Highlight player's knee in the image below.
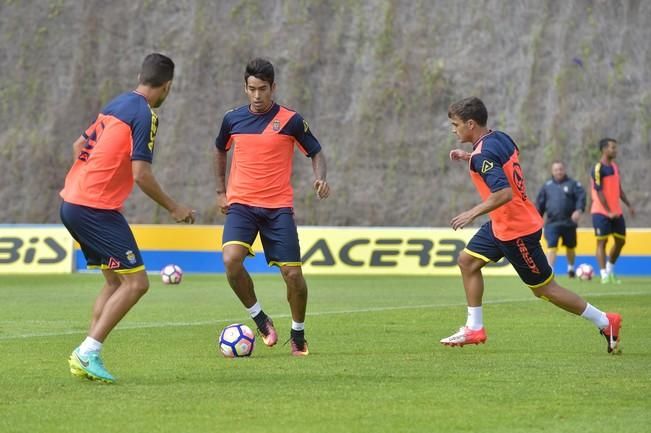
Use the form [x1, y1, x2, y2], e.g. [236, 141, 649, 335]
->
[124, 274, 149, 297]
[531, 280, 556, 300]
[223, 251, 245, 272]
[281, 266, 303, 283]
[531, 285, 547, 299]
[457, 253, 480, 273]
[107, 279, 121, 291]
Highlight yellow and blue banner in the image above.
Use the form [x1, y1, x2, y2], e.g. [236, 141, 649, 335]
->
[2, 224, 648, 275]
[71, 225, 651, 276]
[0, 225, 74, 274]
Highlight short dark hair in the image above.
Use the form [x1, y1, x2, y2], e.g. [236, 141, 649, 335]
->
[139, 53, 174, 87]
[245, 58, 274, 86]
[598, 137, 616, 152]
[448, 97, 488, 126]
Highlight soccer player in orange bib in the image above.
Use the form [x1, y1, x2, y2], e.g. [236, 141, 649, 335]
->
[440, 97, 622, 354]
[214, 58, 330, 356]
[590, 138, 636, 284]
[60, 53, 195, 383]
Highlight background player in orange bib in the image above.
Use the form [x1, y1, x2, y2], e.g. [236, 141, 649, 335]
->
[590, 138, 636, 284]
[214, 58, 330, 356]
[60, 53, 195, 383]
[440, 97, 622, 354]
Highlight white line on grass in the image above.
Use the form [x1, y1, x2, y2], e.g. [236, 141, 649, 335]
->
[0, 290, 645, 341]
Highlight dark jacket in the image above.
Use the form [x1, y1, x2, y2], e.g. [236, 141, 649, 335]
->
[535, 176, 586, 227]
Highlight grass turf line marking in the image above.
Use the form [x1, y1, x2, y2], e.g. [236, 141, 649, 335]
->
[0, 290, 645, 341]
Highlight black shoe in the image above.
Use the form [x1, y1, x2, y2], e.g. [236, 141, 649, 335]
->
[568, 270, 576, 278]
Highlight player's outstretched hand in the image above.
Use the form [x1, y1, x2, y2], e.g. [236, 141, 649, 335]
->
[171, 205, 196, 224]
[449, 149, 471, 161]
[450, 210, 475, 230]
[314, 179, 330, 200]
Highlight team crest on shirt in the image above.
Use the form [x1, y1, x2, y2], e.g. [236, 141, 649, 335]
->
[125, 250, 136, 265]
[272, 120, 281, 131]
[303, 119, 309, 133]
[481, 160, 494, 173]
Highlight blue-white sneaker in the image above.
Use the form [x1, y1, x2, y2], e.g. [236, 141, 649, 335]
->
[68, 348, 116, 384]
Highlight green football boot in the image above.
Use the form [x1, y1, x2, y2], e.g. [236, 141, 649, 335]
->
[608, 273, 622, 284]
[68, 348, 116, 384]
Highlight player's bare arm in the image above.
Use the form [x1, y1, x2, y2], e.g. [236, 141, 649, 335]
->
[132, 160, 195, 223]
[449, 149, 471, 161]
[451, 188, 512, 230]
[71, 135, 86, 161]
[619, 186, 635, 217]
[213, 148, 229, 214]
[311, 150, 330, 200]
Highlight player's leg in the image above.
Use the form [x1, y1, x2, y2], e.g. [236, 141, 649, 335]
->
[222, 244, 257, 307]
[259, 207, 307, 355]
[222, 204, 277, 346]
[60, 202, 115, 382]
[592, 214, 611, 282]
[531, 279, 621, 353]
[507, 229, 621, 354]
[70, 269, 148, 384]
[606, 217, 626, 283]
[564, 226, 578, 278]
[280, 265, 310, 356]
[61, 202, 147, 382]
[89, 270, 149, 343]
[440, 223, 498, 347]
[89, 270, 122, 331]
[543, 224, 560, 269]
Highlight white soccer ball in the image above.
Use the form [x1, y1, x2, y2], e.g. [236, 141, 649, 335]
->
[219, 323, 255, 358]
[160, 264, 183, 285]
[575, 263, 594, 281]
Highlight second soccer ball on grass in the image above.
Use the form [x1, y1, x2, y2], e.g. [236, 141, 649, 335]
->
[575, 263, 594, 281]
[160, 264, 183, 285]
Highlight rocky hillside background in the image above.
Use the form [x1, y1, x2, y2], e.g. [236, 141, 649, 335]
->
[1, 0, 649, 227]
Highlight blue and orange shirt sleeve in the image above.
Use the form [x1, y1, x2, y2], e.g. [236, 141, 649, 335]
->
[215, 111, 233, 151]
[470, 148, 509, 192]
[281, 113, 322, 157]
[591, 163, 606, 191]
[130, 107, 156, 163]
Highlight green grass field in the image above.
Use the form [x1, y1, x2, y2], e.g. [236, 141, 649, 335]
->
[1, 274, 649, 433]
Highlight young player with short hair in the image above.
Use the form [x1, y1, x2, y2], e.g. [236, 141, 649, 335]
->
[214, 58, 330, 356]
[60, 53, 195, 383]
[440, 97, 622, 354]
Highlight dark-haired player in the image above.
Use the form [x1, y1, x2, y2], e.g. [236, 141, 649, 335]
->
[440, 97, 622, 354]
[214, 58, 330, 356]
[590, 138, 635, 284]
[60, 53, 195, 383]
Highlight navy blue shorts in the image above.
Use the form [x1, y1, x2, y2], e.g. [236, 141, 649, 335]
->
[592, 213, 626, 240]
[222, 203, 301, 267]
[465, 222, 553, 288]
[60, 201, 145, 273]
[543, 224, 577, 249]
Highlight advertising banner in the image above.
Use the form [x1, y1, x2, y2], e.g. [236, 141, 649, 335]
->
[299, 227, 512, 275]
[0, 226, 74, 274]
[64, 225, 651, 276]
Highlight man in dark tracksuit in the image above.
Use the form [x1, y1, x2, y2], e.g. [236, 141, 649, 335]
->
[535, 161, 586, 278]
